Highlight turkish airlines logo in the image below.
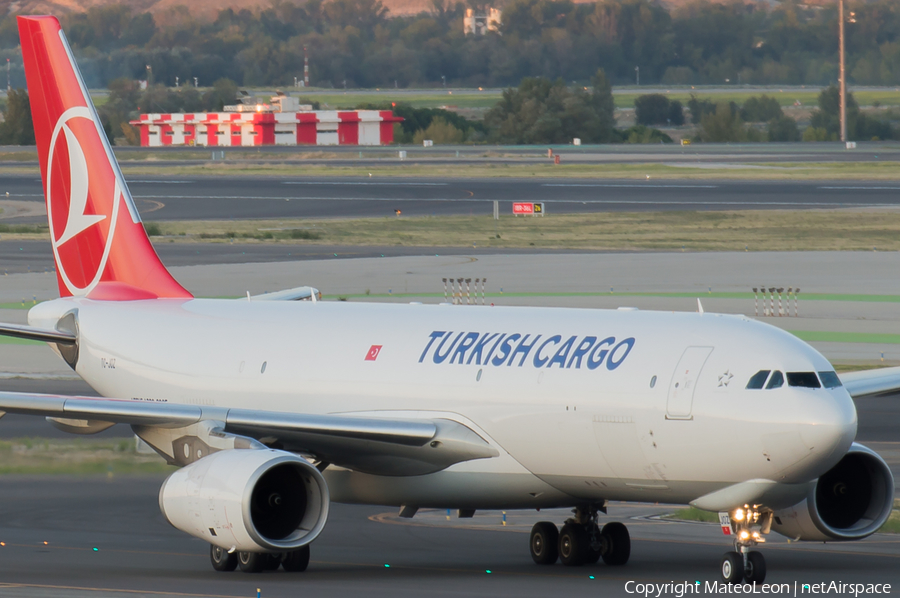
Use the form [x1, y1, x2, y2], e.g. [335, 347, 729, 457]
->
[46, 107, 121, 295]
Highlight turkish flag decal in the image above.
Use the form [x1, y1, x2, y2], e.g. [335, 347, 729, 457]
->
[365, 345, 383, 361]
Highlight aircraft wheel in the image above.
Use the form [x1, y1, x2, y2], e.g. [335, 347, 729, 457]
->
[238, 551, 265, 573]
[721, 551, 743, 584]
[558, 523, 589, 566]
[282, 546, 311, 572]
[583, 524, 602, 564]
[745, 551, 766, 584]
[264, 553, 282, 570]
[529, 522, 559, 565]
[600, 522, 630, 566]
[210, 545, 237, 572]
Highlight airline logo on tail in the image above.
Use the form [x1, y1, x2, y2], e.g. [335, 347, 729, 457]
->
[19, 16, 191, 300]
[47, 106, 119, 294]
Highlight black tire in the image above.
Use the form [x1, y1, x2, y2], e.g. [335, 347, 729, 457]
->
[264, 553, 282, 571]
[238, 551, 265, 573]
[282, 546, 311, 572]
[600, 522, 630, 566]
[745, 551, 766, 584]
[584, 525, 602, 564]
[530, 522, 559, 565]
[721, 551, 743, 584]
[558, 523, 590, 567]
[210, 545, 237, 572]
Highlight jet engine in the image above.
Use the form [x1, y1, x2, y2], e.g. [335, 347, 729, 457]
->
[159, 449, 329, 552]
[772, 443, 894, 541]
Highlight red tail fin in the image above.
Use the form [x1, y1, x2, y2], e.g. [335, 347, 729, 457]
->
[18, 16, 191, 300]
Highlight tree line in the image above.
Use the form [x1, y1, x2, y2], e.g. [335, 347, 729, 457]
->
[0, 0, 898, 89]
[5, 70, 891, 145]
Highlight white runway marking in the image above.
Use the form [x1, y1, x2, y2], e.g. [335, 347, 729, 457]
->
[283, 181, 448, 186]
[819, 186, 900, 191]
[542, 183, 719, 189]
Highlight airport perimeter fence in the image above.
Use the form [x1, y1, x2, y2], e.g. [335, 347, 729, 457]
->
[753, 287, 800, 317]
[443, 278, 487, 305]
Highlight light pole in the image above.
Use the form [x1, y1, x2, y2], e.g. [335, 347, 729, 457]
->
[839, 0, 846, 142]
[193, 77, 198, 87]
[635, 66, 639, 86]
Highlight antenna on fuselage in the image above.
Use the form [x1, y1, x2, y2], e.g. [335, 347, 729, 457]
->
[697, 298, 704, 314]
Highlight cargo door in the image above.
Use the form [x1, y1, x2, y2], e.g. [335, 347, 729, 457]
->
[666, 346, 713, 420]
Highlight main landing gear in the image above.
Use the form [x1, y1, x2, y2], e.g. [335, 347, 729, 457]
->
[529, 506, 630, 567]
[210, 544, 310, 573]
[721, 504, 771, 585]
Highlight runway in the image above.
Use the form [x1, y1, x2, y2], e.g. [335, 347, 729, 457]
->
[4, 175, 900, 224]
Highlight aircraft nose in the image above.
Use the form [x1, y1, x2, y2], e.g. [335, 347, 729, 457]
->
[799, 390, 857, 460]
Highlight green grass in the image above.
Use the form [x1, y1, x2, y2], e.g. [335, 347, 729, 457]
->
[0, 437, 173, 475]
[879, 510, 900, 533]
[0, 336, 42, 345]
[282, 90, 501, 109]
[614, 89, 900, 109]
[105, 161, 900, 181]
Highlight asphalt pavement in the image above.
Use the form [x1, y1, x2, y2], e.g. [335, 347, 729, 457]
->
[4, 175, 900, 225]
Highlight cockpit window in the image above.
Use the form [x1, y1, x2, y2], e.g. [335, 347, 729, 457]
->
[766, 370, 784, 389]
[787, 372, 821, 388]
[819, 371, 842, 389]
[746, 370, 770, 389]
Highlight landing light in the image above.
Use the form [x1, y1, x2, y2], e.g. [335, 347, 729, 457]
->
[739, 531, 750, 540]
[734, 508, 745, 521]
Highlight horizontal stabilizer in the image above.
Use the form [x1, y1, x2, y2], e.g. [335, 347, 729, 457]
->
[249, 286, 321, 302]
[0, 322, 76, 345]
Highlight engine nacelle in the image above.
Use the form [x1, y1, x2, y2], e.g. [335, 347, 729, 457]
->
[772, 443, 894, 541]
[159, 449, 329, 553]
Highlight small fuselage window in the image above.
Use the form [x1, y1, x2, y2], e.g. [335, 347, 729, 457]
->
[818, 371, 842, 389]
[746, 370, 770, 389]
[787, 372, 821, 388]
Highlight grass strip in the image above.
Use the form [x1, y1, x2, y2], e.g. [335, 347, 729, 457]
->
[131, 211, 900, 252]
[0, 437, 173, 475]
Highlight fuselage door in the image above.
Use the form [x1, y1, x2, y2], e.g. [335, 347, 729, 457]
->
[666, 346, 713, 420]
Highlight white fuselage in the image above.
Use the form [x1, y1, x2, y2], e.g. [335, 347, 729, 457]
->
[29, 298, 857, 510]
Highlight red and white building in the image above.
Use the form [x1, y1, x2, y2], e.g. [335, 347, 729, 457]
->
[131, 108, 402, 148]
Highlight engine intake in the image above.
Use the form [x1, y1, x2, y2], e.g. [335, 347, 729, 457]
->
[772, 443, 894, 541]
[160, 449, 329, 552]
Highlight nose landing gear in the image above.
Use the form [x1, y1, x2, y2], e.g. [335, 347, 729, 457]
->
[720, 504, 771, 584]
[529, 505, 630, 567]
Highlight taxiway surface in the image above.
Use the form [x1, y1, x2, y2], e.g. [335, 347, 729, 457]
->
[0, 476, 898, 598]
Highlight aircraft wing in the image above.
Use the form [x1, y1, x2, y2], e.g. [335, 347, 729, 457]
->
[0, 391, 498, 476]
[839, 366, 900, 398]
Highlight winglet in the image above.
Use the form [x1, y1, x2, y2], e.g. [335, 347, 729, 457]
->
[18, 16, 191, 300]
